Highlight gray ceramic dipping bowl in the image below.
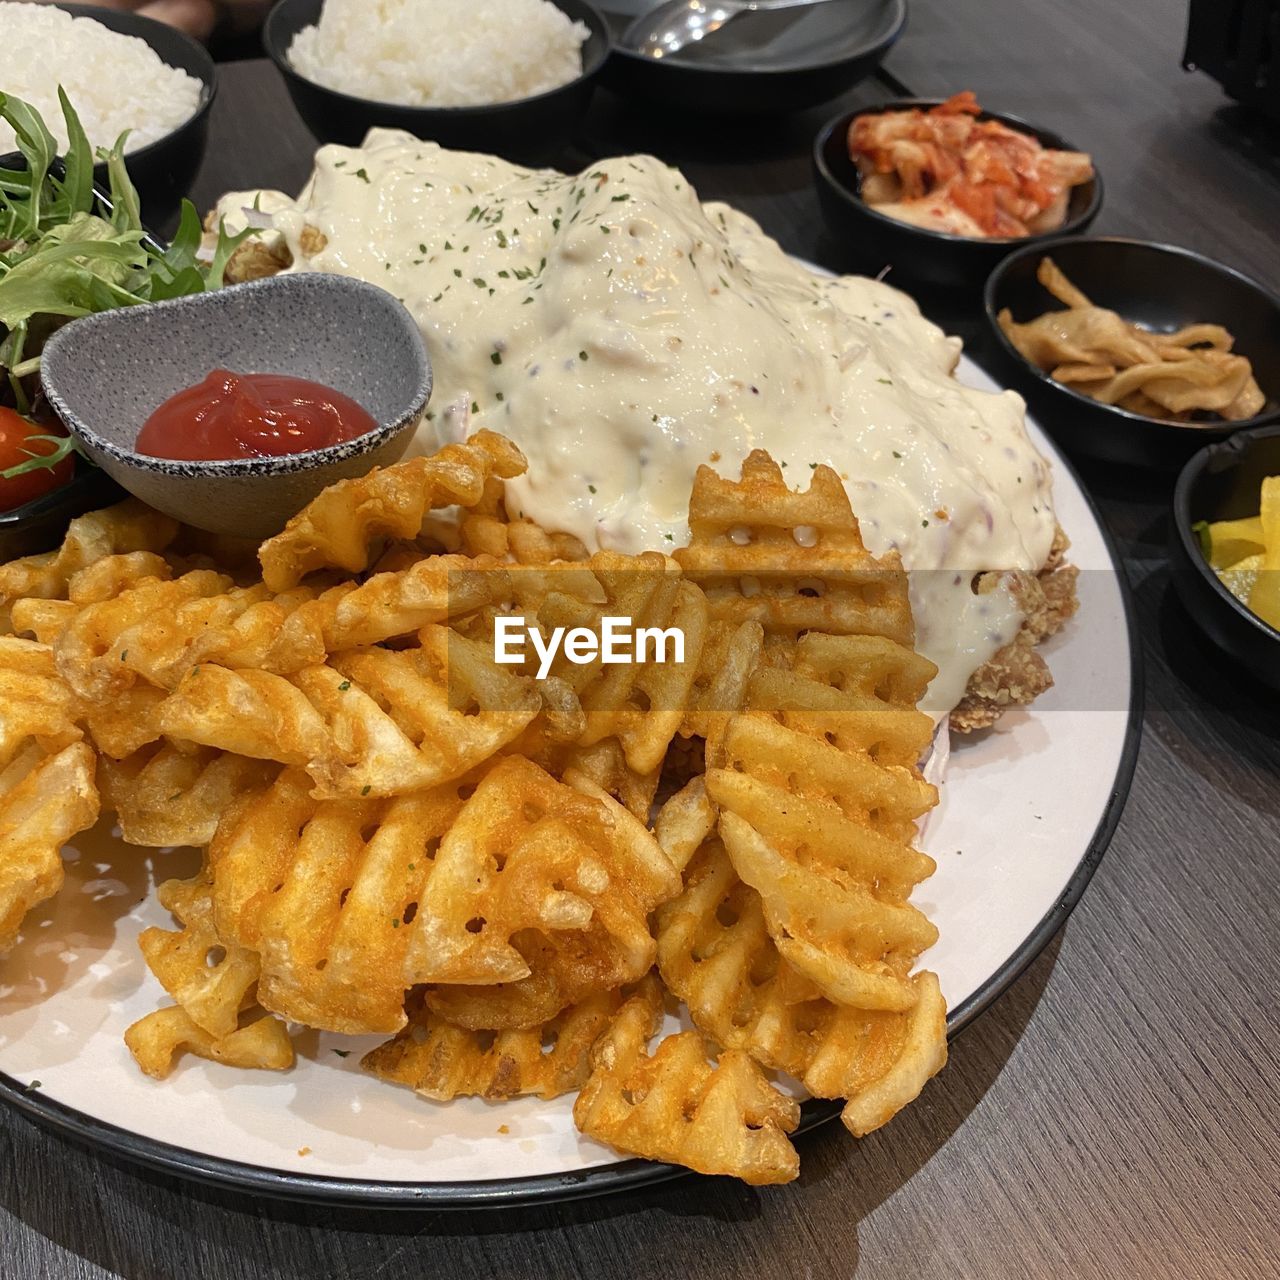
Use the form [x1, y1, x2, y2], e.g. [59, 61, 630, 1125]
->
[41, 273, 432, 539]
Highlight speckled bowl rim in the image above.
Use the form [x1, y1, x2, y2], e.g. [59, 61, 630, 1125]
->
[263, 0, 612, 119]
[41, 274, 433, 478]
[53, 3, 217, 157]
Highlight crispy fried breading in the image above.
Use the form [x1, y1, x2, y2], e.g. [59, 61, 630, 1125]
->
[952, 526, 1079, 733]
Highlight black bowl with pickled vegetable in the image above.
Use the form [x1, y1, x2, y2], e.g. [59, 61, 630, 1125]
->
[1170, 424, 1280, 693]
[813, 100, 1103, 291]
[52, 4, 216, 222]
[985, 237, 1280, 469]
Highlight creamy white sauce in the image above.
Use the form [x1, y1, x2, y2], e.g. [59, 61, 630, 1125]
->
[219, 131, 1058, 718]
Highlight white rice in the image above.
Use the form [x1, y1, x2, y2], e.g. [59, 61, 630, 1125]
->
[288, 0, 590, 107]
[0, 3, 201, 156]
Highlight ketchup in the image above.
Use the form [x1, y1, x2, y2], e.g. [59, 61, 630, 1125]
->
[134, 369, 378, 461]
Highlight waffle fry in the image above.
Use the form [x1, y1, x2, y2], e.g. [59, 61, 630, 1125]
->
[415, 761, 674, 1029]
[363, 986, 623, 1102]
[746, 633, 937, 769]
[258, 430, 527, 591]
[82, 685, 168, 760]
[0, 741, 99, 952]
[406, 757, 679, 989]
[8, 598, 80, 645]
[0, 431, 968, 1184]
[577, 568, 709, 776]
[711, 711, 938, 1011]
[55, 569, 235, 701]
[207, 767, 469, 1033]
[114, 583, 321, 690]
[90, 556, 512, 693]
[653, 777, 717, 875]
[681, 620, 764, 765]
[0, 499, 178, 631]
[839, 970, 947, 1137]
[457, 484, 590, 565]
[99, 744, 277, 848]
[124, 1006, 294, 1079]
[138, 876, 262, 1039]
[573, 975, 801, 1185]
[559, 738, 661, 823]
[8, 552, 174, 646]
[157, 627, 540, 798]
[656, 839, 946, 1132]
[675, 451, 914, 646]
[0, 637, 83, 763]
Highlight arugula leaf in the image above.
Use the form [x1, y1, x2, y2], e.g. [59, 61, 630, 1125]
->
[0, 92, 57, 237]
[56, 88, 94, 218]
[104, 132, 141, 234]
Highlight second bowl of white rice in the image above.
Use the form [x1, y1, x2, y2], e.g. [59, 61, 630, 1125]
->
[264, 0, 610, 162]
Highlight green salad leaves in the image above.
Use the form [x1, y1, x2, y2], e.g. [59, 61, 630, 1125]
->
[0, 90, 249, 436]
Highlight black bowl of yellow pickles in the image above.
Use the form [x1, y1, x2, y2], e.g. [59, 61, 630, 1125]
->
[1172, 425, 1280, 692]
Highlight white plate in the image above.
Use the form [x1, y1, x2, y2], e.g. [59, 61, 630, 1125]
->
[0, 356, 1140, 1207]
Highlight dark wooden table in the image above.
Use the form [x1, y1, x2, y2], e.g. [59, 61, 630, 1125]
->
[5, 2, 1280, 1276]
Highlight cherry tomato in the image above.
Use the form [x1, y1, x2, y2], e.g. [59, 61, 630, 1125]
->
[0, 406, 75, 513]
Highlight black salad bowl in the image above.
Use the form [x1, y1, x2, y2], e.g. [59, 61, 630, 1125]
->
[0, 463, 125, 562]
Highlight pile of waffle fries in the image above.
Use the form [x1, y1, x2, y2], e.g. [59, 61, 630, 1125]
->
[0, 431, 946, 1185]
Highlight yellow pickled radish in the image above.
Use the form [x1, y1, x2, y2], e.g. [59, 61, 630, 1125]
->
[1248, 478, 1280, 629]
[1200, 515, 1265, 570]
[1217, 553, 1264, 606]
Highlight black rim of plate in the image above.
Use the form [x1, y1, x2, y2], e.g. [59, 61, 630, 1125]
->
[0, 436, 1144, 1212]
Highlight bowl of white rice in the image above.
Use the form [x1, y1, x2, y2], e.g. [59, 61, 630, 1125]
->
[264, 0, 610, 163]
[0, 3, 215, 219]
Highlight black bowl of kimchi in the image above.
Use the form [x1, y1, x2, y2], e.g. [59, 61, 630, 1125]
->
[813, 98, 1103, 291]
